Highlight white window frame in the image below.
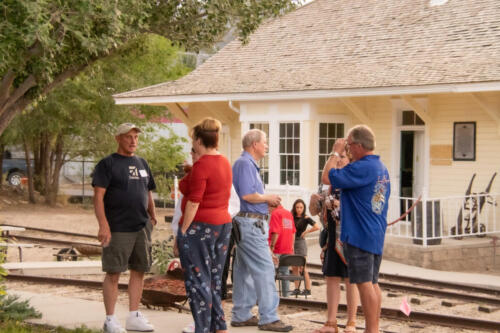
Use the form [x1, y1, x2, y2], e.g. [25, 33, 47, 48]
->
[249, 122, 270, 185]
[241, 103, 349, 190]
[317, 122, 346, 184]
[278, 122, 301, 186]
[314, 114, 349, 186]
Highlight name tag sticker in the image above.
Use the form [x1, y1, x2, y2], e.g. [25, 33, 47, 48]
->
[139, 169, 148, 177]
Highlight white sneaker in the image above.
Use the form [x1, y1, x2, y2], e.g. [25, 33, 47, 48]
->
[125, 311, 154, 332]
[103, 318, 126, 333]
[182, 322, 195, 333]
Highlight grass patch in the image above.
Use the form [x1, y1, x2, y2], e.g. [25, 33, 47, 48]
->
[0, 295, 41, 322]
[0, 321, 101, 332]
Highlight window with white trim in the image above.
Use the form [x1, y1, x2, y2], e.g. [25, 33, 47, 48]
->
[249, 123, 269, 185]
[318, 123, 344, 184]
[401, 110, 424, 126]
[279, 123, 300, 185]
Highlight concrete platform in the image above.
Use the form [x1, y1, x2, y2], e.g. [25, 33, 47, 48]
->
[3, 260, 102, 275]
[305, 230, 500, 272]
[10, 290, 260, 333]
[383, 235, 500, 271]
[307, 241, 500, 289]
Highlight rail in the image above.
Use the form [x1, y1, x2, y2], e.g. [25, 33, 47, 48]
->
[387, 193, 500, 245]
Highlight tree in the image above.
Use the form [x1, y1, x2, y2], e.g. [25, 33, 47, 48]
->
[13, 34, 191, 205]
[137, 131, 187, 202]
[0, 0, 298, 136]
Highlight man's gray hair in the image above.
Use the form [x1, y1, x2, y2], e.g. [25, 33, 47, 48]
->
[242, 129, 266, 149]
[348, 125, 376, 151]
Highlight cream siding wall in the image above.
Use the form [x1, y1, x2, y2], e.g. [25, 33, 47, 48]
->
[365, 97, 394, 175]
[190, 92, 500, 202]
[176, 102, 240, 161]
[429, 93, 500, 198]
[235, 99, 395, 194]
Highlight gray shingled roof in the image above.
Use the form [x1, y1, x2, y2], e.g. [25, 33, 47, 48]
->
[114, 0, 500, 99]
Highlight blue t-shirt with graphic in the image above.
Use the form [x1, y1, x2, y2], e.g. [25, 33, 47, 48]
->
[329, 155, 390, 255]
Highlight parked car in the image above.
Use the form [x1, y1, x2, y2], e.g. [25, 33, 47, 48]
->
[2, 158, 29, 186]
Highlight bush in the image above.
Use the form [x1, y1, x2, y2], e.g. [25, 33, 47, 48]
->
[0, 294, 41, 321]
[151, 238, 175, 274]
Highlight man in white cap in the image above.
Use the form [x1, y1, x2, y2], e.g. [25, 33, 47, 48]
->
[92, 123, 157, 333]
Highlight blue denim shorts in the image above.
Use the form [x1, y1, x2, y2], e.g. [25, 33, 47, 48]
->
[344, 243, 382, 284]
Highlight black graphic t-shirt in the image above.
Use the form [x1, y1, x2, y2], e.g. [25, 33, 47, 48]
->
[92, 153, 156, 232]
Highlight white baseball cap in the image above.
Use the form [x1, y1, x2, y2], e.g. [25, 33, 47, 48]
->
[115, 123, 142, 136]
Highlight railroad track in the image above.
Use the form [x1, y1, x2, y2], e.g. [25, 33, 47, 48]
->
[279, 297, 500, 331]
[3, 224, 99, 247]
[307, 263, 500, 306]
[6, 274, 500, 331]
[1, 224, 95, 239]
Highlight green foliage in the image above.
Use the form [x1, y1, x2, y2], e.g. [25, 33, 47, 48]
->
[0, 321, 101, 333]
[7, 34, 190, 204]
[20, 34, 192, 161]
[137, 129, 187, 201]
[0, 295, 41, 321]
[0, 0, 298, 136]
[151, 239, 175, 275]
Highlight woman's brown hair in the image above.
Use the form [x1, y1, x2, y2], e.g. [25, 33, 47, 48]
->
[291, 199, 307, 218]
[190, 117, 221, 148]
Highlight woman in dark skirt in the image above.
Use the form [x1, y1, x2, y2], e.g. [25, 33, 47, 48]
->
[311, 153, 359, 333]
[290, 199, 319, 296]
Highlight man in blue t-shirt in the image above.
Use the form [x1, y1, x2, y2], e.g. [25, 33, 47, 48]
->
[321, 125, 390, 333]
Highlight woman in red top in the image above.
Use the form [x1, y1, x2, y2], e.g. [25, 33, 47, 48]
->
[177, 117, 232, 333]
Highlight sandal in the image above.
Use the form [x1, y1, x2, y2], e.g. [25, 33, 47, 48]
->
[313, 320, 338, 333]
[343, 320, 356, 333]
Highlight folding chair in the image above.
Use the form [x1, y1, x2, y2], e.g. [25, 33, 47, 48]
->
[275, 254, 307, 298]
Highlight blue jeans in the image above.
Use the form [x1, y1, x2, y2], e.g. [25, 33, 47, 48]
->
[276, 254, 290, 297]
[231, 216, 280, 325]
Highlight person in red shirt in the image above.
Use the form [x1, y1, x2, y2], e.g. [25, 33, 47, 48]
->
[268, 204, 296, 297]
[177, 117, 232, 333]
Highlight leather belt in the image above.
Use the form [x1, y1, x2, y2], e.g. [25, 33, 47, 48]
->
[236, 212, 269, 220]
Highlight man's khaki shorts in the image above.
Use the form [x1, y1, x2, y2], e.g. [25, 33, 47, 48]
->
[102, 221, 153, 273]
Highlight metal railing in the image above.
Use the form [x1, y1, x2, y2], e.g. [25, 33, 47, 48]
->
[387, 193, 500, 246]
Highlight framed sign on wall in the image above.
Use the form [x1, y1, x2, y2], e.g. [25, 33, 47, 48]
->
[453, 122, 476, 161]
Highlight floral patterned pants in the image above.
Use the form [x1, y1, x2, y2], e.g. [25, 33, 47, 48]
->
[178, 222, 232, 333]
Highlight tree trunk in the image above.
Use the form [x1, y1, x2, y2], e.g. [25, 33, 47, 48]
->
[45, 134, 65, 206]
[0, 143, 4, 186]
[22, 137, 36, 204]
[41, 134, 50, 195]
[33, 136, 43, 192]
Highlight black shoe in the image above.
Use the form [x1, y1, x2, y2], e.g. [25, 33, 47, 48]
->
[290, 288, 301, 296]
[301, 289, 311, 296]
[258, 320, 293, 332]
